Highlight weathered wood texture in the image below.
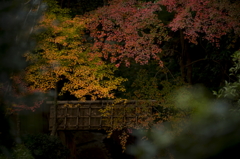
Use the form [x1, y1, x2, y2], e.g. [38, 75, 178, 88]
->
[47, 100, 155, 130]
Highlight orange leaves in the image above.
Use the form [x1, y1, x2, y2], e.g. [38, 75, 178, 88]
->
[54, 36, 67, 46]
[25, 2, 126, 100]
[59, 63, 126, 100]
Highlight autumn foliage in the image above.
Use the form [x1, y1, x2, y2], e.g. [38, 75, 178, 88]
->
[160, 0, 240, 44]
[7, 0, 240, 155]
[24, 0, 240, 101]
[84, 0, 169, 66]
[25, 0, 126, 100]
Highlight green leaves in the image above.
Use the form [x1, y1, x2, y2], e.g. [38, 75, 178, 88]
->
[229, 50, 240, 75]
[23, 134, 69, 159]
[213, 51, 240, 112]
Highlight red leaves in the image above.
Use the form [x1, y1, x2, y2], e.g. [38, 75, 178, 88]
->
[160, 0, 240, 45]
[84, 0, 169, 66]
[0, 75, 44, 112]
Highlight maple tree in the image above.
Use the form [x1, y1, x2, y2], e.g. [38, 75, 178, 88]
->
[155, 0, 240, 84]
[24, 0, 127, 137]
[78, 0, 240, 152]
[81, 0, 240, 85]
[83, 0, 169, 67]
[76, 0, 172, 150]
[160, 0, 240, 45]
[25, 0, 126, 101]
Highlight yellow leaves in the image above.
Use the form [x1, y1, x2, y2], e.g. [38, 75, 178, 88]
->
[24, 2, 126, 101]
[63, 71, 121, 99]
[54, 36, 66, 45]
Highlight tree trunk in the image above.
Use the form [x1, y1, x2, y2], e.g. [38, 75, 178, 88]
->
[50, 83, 58, 136]
[61, 0, 64, 8]
[103, 0, 108, 6]
[179, 30, 186, 81]
[16, 112, 20, 137]
[186, 50, 192, 84]
[67, 0, 70, 8]
[179, 30, 192, 84]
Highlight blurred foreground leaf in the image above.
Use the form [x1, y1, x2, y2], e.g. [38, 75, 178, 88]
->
[128, 85, 240, 159]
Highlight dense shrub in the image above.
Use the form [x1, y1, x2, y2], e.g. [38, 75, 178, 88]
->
[23, 134, 69, 159]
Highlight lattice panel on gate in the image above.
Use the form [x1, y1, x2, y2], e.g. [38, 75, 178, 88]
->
[48, 100, 155, 130]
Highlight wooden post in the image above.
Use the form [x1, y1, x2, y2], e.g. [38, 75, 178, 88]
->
[16, 112, 20, 137]
[50, 83, 58, 136]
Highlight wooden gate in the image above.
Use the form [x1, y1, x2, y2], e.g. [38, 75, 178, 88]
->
[47, 100, 155, 130]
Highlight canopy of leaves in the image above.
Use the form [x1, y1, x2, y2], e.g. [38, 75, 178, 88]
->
[83, 0, 169, 66]
[160, 0, 240, 45]
[25, 0, 126, 100]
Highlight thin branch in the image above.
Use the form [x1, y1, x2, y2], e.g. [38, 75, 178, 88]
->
[164, 66, 176, 80]
[24, 0, 31, 5]
[185, 58, 207, 67]
[154, 64, 175, 80]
